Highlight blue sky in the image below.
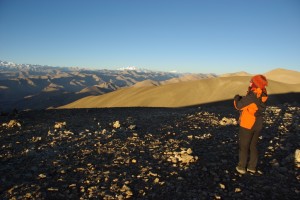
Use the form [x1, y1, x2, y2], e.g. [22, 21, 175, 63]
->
[0, 0, 299, 74]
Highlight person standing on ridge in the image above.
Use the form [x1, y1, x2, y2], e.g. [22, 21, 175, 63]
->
[234, 75, 268, 174]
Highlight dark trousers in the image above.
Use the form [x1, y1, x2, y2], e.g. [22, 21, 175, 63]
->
[238, 121, 262, 170]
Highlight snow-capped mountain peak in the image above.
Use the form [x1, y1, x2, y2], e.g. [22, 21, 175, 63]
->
[117, 66, 139, 71]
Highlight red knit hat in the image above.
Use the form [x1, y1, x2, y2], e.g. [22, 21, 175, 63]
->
[251, 75, 268, 89]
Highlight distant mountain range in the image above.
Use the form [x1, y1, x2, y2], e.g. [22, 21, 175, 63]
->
[0, 60, 216, 111]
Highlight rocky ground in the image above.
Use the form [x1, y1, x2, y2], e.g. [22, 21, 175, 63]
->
[0, 103, 299, 200]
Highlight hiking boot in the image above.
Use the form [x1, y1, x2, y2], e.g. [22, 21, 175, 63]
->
[247, 168, 256, 173]
[247, 168, 263, 175]
[236, 166, 246, 174]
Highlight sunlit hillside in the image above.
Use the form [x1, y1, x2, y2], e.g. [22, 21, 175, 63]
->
[60, 76, 300, 109]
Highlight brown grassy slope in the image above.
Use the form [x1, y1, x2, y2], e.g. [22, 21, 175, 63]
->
[59, 76, 300, 109]
[219, 71, 252, 77]
[220, 68, 300, 84]
[161, 74, 216, 84]
[132, 79, 161, 87]
[263, 68, 300, 84]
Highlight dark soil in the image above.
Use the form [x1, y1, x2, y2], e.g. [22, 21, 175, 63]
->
[0, 104, 299, 199]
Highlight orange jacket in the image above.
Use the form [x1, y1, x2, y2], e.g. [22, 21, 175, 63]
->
[234, 88, 268, 130]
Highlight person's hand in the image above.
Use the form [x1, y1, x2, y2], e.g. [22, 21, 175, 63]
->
[234, 94, 242, 101]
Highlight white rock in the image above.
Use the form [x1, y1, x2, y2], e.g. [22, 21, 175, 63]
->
[113, 121, 121, 128]
[54, 121, 66, 129]
[295, 149, 300, 168]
